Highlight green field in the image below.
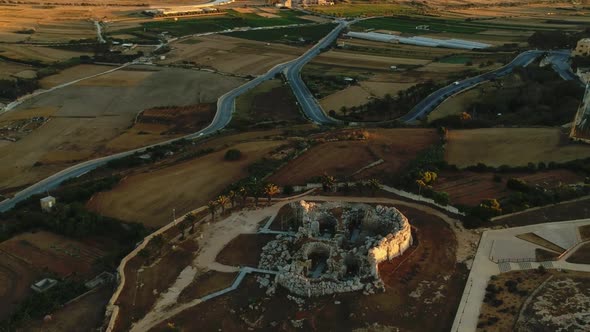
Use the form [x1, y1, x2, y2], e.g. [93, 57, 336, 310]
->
[439, 55, 473, 64]
[227, 23, 337, 45]
[354, 16, 560, 34]
[117, 10, 313, 41]
[309, 4, 417, 18]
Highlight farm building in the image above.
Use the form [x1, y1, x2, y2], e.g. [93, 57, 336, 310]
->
[40, 195, 56, 212]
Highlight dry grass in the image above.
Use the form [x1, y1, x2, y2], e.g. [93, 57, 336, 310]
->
[445, 128, 590, 167]
[269, 128, 438, 185]
[39, 64, 118, 89]
[87, 140, 285, 227]
[580, 225, 590, 241]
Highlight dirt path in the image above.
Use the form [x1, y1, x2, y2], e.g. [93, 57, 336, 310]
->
[128, 194, 475, 332]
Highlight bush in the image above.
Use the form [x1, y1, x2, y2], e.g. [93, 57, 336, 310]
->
[283, 185, 294, 195]
[224, 149, 242, 161]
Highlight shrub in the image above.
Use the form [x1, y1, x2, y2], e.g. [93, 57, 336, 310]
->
[283, 185, 294, 195]
[224, 149, 242, 161]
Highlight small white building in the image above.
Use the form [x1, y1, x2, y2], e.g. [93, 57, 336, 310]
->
[40, 196, 56, 212]
[574, 38, 590, 57]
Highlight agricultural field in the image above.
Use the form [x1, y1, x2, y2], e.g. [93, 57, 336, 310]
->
[0, 44, 92, 65]
[87, 140, 286, 227]
[38, 64, 117, 89]
[566, 243, 590, 264]
[269, 128, 438, 185]
[494, 196, 590, 227]
[114, 9, 315, 41]
[227, 23, 337, 45]
[0, 230, 108, 320]
[445, 128, 590, 168]
[231, 79, 305, 129]
[0, 66, 243, 195]
[308, 4, 417, 18]
[161, 34, 304, 75]
[433, 169, 585, 206]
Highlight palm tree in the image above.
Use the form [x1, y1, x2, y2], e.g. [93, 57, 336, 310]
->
[238, 187, 248, 206]
[250, 184, 263, 207]
[321, 173, 335, 192]
[228, 190, 237, 208]
[207, 200, 217, 220]
[355, 181, 364, 194]
[368, 178, 381, 196]
[185, 212, 197, 234]
[217, 195, 229, 214]
[264, 183, 280, 205]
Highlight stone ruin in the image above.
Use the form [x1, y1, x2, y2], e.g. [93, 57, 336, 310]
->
[258, 201, 412, 297]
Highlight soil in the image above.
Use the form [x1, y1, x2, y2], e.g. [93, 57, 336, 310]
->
[445, 128, 590, 168]
[216, 234, 275, 267]
[87, 140, 285, 227]
[566, 243, 590, 264]
[19, 286, 113, 332]
[177, 271, 238, 303]
[494, 196, 590, 227]
[0, 251, 37, 320]
[114, 239, 198, 332]
[269, 128, 439, 185]
[434, 169, 585, 206]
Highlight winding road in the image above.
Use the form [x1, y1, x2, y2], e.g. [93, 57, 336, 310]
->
[0, 20, 581, 212]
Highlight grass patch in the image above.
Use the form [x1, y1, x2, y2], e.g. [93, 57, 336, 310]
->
[309, 4, 418, 18]
[516, 232, 565, 254]
[227, 23, 337, 45]
[120, 9, 313, 39]
[439, 55, 472, 64]
[231, 78, 305, 129]
[354, 16, 561, 35]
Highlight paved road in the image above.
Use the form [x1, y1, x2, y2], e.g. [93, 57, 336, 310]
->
[283, 21, 347, 125]
[0, 22, 347, 212]
[400, 50, 581, 123]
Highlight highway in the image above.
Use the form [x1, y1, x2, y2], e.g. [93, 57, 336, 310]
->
[399, 50, 581, 122]
[0, 21, 347, 212]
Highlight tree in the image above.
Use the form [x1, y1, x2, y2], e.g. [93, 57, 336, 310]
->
[249, 183, 263, 207]
[217, 195, 229, 214]
[321, 173, 336, 192]
[224, 149, 242, 161]
[207, 201, 217, 220]
[367, 178, 381, 196]
[228, 190, 237, 208]
[355, 181, 364, 194]
[416, 179, 426, 195]
[238, 187, 248, 206]
[264, 183, 280, 204]
[283, 185, 294, 195]
[185, 212, 197, 234]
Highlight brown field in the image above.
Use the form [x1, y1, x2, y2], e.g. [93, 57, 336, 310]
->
[314, 49, 430, 71]
[0, 230, 108, 320]
[428, 86, 483, 122]
[494, 196, 590, 227]
[0, 44, 91, 64]
[114, 238, 198, 332]
[0, 66, 243, 194]
[434, 169, 585, 206]
[0, 231, 106, 278]
[320, 85, 372, 112]
[87, 140, 285, 227]
[19, 286, 112, 332]
[269, 128, 438, 185]
[153, 204, 465, 331]
[162, 34, 304, 75]
[445, 128, 590, 168]
[0, 250, 37, 320]
[39, 64, 118, 89]
[0, 61, 35, 80]
[216, 234, 275, 267]
[177, 271, 237, 303]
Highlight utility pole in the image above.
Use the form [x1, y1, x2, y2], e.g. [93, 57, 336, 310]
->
[173, 208, 176, 225]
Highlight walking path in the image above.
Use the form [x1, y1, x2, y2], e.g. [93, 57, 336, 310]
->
[451, 218, 590, 332]
[125, 194, 474, 332]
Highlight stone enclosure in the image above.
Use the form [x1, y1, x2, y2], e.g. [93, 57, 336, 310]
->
[259, 201, 413, 297]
